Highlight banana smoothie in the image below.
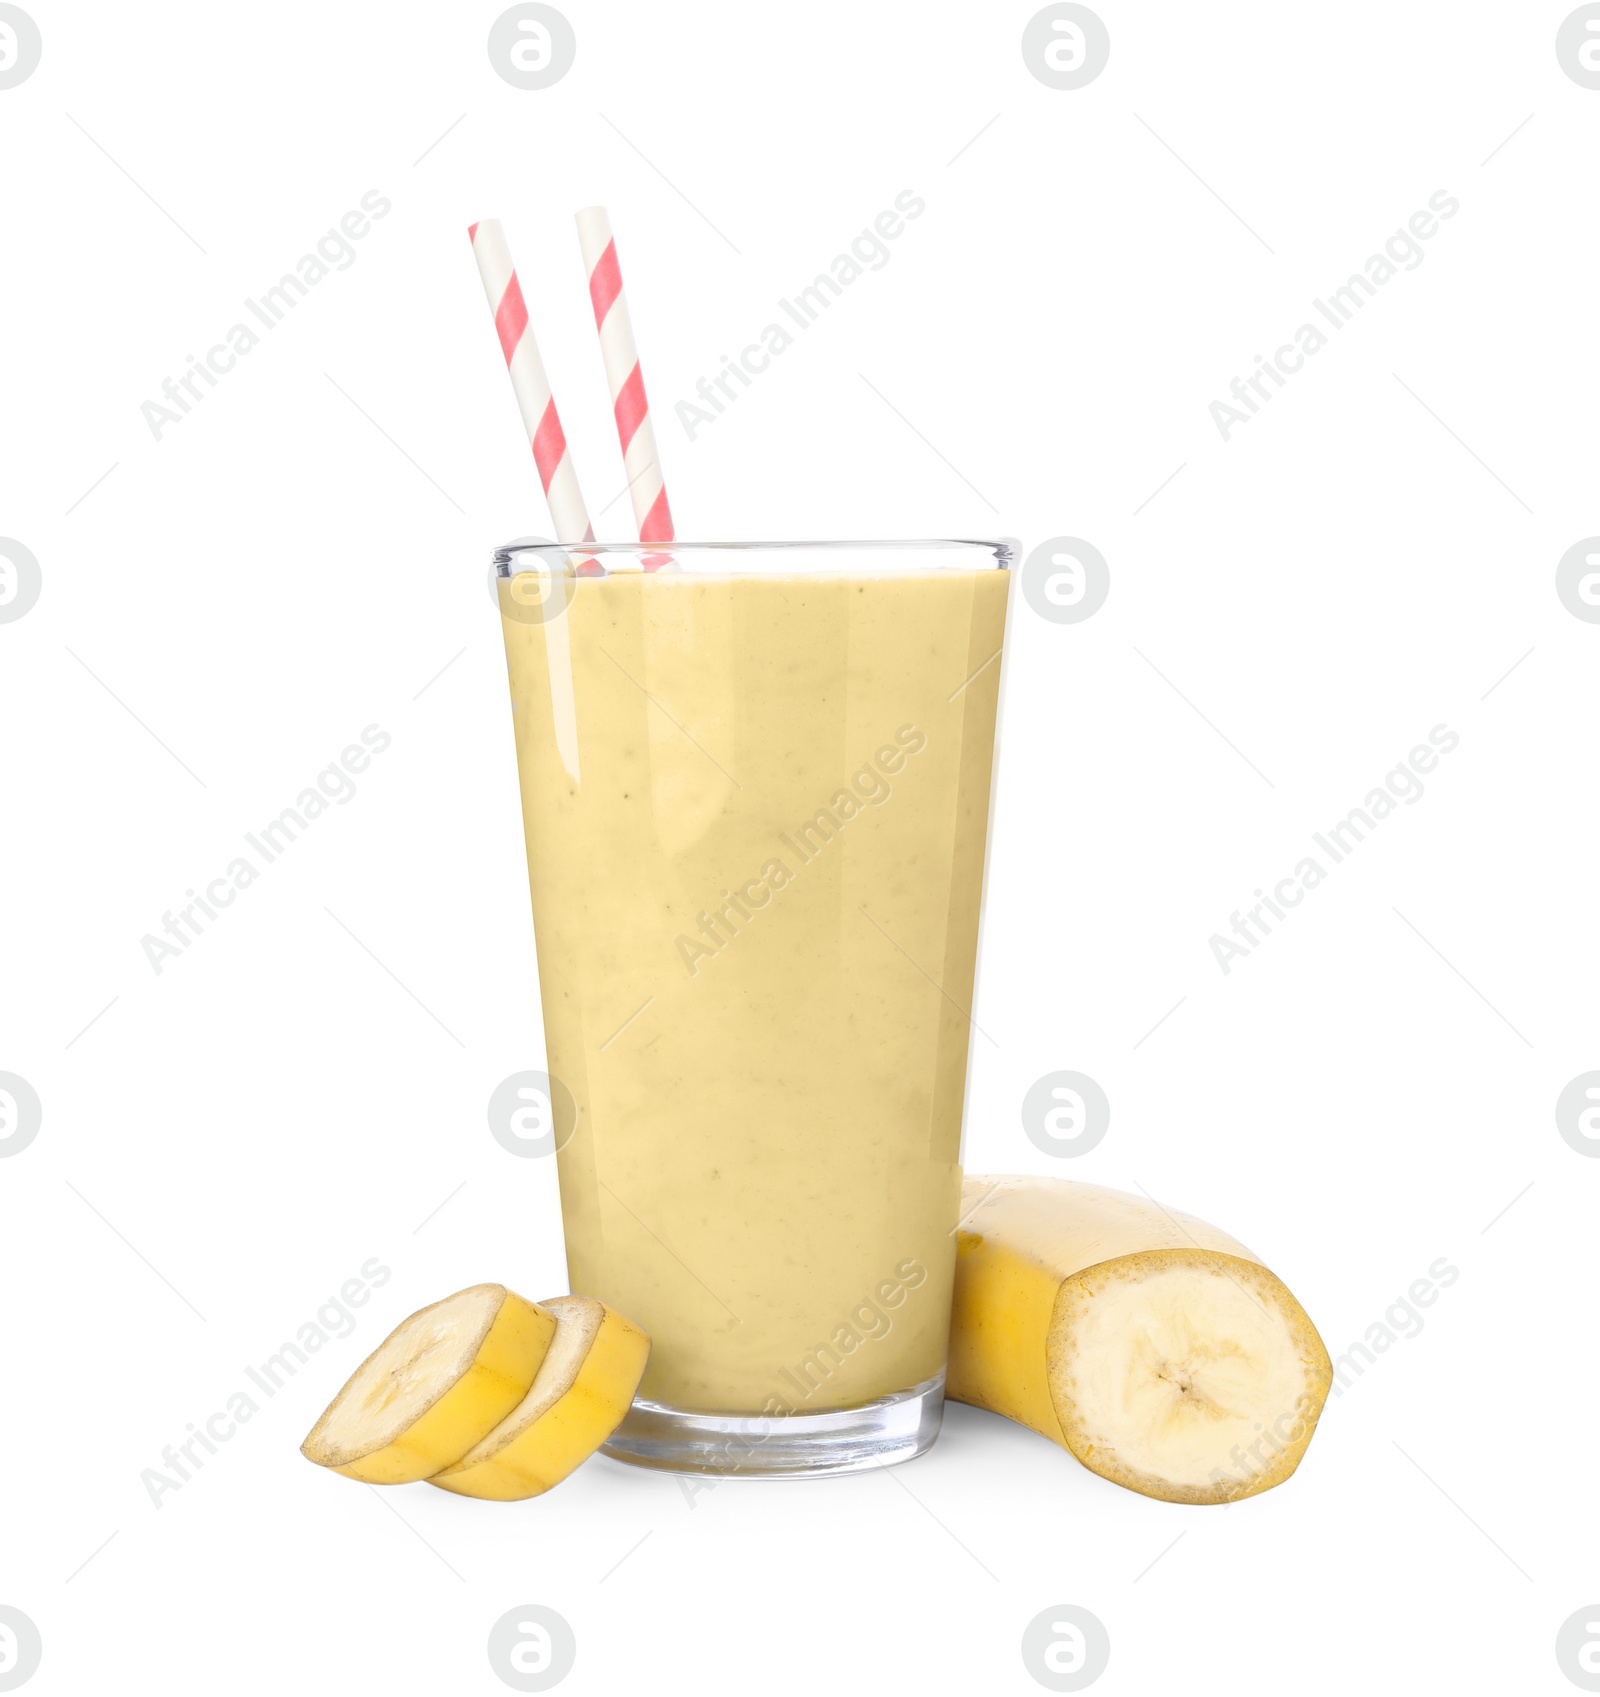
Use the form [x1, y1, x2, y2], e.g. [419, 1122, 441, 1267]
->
[499, 550, 1008, 1421]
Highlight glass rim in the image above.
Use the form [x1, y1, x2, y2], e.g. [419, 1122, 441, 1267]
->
[493, 537, 1015, 573]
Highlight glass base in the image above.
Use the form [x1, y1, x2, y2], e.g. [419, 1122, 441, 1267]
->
[601, 1373, 945, 1478]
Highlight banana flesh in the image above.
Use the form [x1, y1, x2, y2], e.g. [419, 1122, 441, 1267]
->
[300, 1284, 556, 1484]
[948, 1177, 1331, 1504]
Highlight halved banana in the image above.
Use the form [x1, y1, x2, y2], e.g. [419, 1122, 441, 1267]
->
[948, 1177, 1332, 1504]
[430, 1294, 650, 1500]
[301, 1284, 556, 1484]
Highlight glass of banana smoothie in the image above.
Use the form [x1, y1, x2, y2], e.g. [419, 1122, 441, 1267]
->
[495, 540, 1010, 1474]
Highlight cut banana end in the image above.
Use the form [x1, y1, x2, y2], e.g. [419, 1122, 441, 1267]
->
[301, 1284, 556, 1484]
[430, 1295, 650, 1501]
[949, 1177, 1332, 1505]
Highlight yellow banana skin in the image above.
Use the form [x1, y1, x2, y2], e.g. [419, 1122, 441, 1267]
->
[302, 1287, 556, 1485]
[948, 1176, 1332, 1504]
[431, 1296, 650, 1501]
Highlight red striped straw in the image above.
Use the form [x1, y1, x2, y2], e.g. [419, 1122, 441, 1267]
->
[574, 207, 674, 552]
[468, 218, 598, 556]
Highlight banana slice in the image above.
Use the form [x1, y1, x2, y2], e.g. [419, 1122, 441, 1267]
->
[301, 1284, 556, 1484]
[430, 1295, 650, 1500]
[948, 1177, 1331, 1504]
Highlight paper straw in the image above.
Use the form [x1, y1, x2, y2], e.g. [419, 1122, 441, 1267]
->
[468, 219, 596, 548]
[574, 206, 674, 546]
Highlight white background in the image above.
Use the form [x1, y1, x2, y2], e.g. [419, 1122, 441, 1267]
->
[3, 2, 1597, 1692]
